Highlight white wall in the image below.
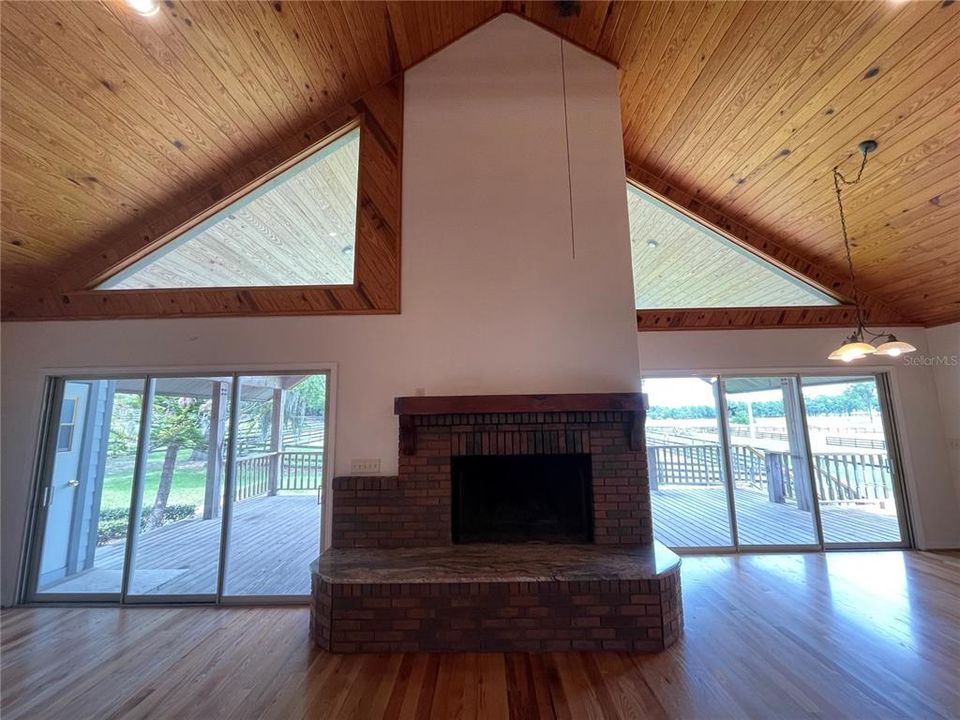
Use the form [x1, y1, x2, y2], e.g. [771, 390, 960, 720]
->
[0, 16, 639, 605]
[638, 326, 960, 550]
[926, 322, 960, 498]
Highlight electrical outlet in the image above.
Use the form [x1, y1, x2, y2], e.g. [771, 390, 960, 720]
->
[350, 458, 380, 474]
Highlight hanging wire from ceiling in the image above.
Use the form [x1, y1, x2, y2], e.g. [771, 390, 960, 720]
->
[827, 140, 916, 361]
[559, 38, 576, 260]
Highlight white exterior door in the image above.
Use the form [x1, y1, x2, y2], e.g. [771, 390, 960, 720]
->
[38, 382, 90, 580]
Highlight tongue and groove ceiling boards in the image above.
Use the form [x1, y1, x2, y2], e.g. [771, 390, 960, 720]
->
[1, 1, 957, 324]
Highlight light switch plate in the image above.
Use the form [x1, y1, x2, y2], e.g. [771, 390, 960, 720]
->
[351, 458, 381, 474]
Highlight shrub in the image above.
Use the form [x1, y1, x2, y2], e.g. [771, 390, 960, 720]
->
[97, 503, 197, 545]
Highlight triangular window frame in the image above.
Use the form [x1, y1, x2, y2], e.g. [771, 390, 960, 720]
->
[94, 121, 362, 291]
[626, 180, 843, 310]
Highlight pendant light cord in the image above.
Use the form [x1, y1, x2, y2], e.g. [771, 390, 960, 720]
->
[560, 39, 576, 259]
[832, 150, 869, 337]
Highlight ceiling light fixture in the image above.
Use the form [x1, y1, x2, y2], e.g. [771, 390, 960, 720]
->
[828, 140, 916, 362]
[647, 239, 659, 248]
[126, 0, 160, 17]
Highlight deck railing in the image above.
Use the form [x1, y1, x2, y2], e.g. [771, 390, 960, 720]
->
[647, 444, 894, 508]
[825, 436, 886, 450]
[234, 450, 323, 502]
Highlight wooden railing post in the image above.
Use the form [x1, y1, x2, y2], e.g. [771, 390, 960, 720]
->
[268, 388, 284, 496]
[203, 382, 228, 519]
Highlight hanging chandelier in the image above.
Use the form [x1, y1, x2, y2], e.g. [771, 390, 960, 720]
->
[828, 140, 916, 362]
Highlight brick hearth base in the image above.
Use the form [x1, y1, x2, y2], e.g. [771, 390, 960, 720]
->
[311, 543, 682, 653]
[312, 394, 683, 654]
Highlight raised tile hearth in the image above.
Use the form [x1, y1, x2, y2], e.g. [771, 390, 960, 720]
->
[311, 542, 681, 653]
[311, 393, 684, 653]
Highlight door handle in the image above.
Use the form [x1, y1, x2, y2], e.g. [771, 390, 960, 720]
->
[66, 479, 80, 488]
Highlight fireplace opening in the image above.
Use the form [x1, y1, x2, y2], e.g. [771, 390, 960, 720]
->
[451, 454, 593, 544]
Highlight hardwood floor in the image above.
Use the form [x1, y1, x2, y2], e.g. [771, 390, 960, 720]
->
[3, 552, 958, 719]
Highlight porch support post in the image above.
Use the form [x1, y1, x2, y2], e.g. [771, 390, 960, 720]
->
[766, 453, 786, 504]
[203, 382, 227, 519]
[268, 388, 285, 496]
[646, 447, 659, 491]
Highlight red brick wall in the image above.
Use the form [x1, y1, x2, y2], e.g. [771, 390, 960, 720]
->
[311, 573, 682, 653]
[331, 411, 652, 548]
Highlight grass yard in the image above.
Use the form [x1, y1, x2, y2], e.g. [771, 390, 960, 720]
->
[101, 451, 207, 512]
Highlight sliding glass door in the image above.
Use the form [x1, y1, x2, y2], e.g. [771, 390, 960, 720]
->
[32, 379, 145, 597]
[722, 377, 819, 548]
[800, 375, 905, 546]
[222, 374, 325, 597]
[644, 372, 909, 552]
[126, 377, 232, 599]
[643, 377, 734, 549]
[27, 371, 328, 604]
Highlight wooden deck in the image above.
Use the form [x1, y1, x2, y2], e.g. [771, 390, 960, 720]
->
[652, 485, 902, 548]
[47, 495, 320, 596]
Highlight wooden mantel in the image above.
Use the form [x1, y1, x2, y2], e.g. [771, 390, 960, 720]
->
[394, 393, 646, 416]
[394, 393, 647, 455]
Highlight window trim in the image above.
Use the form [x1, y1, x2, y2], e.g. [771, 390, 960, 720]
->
[626, 180, 843, 309]
[93, 122, 361, 291]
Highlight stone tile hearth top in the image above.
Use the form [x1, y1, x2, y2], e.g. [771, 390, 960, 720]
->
[312, 542, 679, 584]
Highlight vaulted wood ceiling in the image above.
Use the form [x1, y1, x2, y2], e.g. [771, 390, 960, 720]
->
[2, 1, 958, 324]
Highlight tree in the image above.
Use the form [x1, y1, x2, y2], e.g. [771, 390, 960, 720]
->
[283, 376, 327, 443]
[107, 394, 143, 458]
[840, 382, 878, 420]
[145, 395, 208, 530]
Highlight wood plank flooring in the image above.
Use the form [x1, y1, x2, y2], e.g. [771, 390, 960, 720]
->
[3, 551, 958, 719]
[652, 486, 902, 548]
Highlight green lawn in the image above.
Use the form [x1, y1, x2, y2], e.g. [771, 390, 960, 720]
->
[101, 451, 207, 512]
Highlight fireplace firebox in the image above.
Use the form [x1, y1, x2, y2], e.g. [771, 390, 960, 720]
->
[452, 454, 592, 544]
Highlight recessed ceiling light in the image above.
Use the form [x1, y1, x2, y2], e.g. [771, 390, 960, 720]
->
[126, 0, 160, 17]
[341, 245, 354, 255]
[646, 239, 659, 248]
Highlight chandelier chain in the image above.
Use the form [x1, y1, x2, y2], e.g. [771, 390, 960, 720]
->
[832, 150, 869, 336]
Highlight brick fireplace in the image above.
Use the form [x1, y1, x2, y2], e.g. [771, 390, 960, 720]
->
[311, 394, 682, 653]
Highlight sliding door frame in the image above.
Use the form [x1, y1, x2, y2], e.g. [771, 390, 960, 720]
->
[122, 372, 228, 605]
[18, 363, 337, 606]
[713, 379, 739, 552]
[813, 372, 913, 550]
[720, 374, 821, 552]
[642, 368, 913, 554]
[22, 375, 149, 604]
[218, 370, 333, 606]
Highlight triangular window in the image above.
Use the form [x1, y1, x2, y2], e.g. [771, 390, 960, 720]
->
[627, 183, 838, 309]
[100, 126, 360, 289]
